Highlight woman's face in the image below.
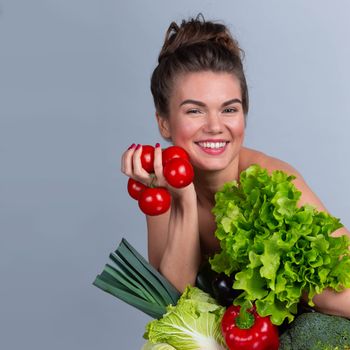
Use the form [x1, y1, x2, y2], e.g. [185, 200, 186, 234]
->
[157, 71, 245, 172]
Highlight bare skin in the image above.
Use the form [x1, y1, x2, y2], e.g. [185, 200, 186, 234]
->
[121, 71, 350, 318]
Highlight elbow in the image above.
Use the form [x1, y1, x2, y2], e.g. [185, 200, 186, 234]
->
[158, 262, 196, 293]
[148, 250, 162, 271]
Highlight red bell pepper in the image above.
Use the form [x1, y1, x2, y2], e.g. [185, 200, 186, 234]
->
[221, 304, 279, 350]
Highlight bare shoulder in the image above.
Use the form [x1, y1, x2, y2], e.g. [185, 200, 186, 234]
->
[240, 147, 350, 239]
[239, 147, 300, 177]
[239, 147, 321, 208]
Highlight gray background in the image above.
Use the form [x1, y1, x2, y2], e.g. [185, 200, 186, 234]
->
[1, 1, 350, 349]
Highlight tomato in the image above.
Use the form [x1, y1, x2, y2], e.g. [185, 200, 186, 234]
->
[138, 187, 171, 216]
[163, 158, 194, 188]
[162, 146, 190, 165]
[141, 145, 155, 173]
[127, 178, 147, 200]
[128, 144, 193, 214]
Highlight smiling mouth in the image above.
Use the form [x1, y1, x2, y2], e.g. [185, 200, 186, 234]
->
[195, 141, 229, 155]
[196, 141, 229, 149]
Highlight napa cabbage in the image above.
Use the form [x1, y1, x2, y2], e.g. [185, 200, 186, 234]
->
[143, 286, 227, 350]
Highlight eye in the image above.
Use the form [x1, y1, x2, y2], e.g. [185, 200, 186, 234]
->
[186, 109, 202, 115]
[223, 107, 238, 114]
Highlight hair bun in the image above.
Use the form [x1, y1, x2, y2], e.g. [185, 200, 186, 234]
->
[158, 13, 242, 63]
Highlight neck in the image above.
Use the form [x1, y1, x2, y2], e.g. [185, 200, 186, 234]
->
[193, 158, 240, 206]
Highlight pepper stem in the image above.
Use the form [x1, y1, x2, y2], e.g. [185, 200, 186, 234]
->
[235, 300, 255, 329]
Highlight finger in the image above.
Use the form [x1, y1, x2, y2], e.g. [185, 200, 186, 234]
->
[153, 142, 165, 185]
[132, 144, 151, 181]
[121, 143, 136, 175]
[121, 144, 135, 174]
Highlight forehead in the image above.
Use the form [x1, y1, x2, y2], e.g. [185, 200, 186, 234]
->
[171, 71, 241, 102]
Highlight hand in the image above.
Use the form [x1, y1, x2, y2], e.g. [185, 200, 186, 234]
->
[121, 143, 163, 187]
[121, 143, 196, 199]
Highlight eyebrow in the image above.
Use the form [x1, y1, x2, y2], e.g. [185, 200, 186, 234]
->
[179, 98, 242, 107]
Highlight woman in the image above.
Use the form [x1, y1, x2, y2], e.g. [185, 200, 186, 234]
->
[121, 15, 350, 318]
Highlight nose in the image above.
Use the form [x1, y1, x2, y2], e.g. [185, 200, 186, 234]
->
[203, 113, 223, 134]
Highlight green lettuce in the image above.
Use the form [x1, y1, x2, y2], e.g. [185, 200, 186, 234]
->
[144, 286, 227, 350]
[210, 164, 350, 325]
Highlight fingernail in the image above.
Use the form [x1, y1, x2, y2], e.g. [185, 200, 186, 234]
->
[135, 144, 141, 150]
[128, 143, 136, 150]
[155, 143, 160, 148]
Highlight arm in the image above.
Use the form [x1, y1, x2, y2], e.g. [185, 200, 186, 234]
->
[264, 156, 350, 318]
[312, 288, 350, 318]
[122, 144, 201, 292]
[146, 185, 201, 292]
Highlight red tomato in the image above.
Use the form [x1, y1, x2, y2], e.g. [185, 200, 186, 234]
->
[162, 146, 190, 165]
[141, 145, 155, 173]
[163, 158, 194, 188]
[138, 187, 171, 216]
[127, 178, 147, 200]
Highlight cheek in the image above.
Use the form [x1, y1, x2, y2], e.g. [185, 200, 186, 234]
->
[171, 121, 198, 142]
[227, 117, 245, 136]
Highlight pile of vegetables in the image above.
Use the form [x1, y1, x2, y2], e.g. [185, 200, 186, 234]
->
[93, 163, 350, 349]
[210, 164, 350, 325]
[93, 239, 230, 349]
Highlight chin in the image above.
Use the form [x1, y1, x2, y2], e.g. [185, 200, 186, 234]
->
[193, 160, 230, 172]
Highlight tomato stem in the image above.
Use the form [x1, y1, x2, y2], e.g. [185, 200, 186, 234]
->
[149, 174, 157, 188]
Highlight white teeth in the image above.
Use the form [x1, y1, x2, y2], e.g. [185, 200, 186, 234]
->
[197, 141, 227, 149]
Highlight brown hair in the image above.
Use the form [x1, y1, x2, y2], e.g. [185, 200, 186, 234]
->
[150, 14, 249, 118]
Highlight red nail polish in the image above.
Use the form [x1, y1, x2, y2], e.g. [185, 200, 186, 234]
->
[135, 144, 141, 150]
[128, 143, 136, 150]
[155, 143, 160, 148]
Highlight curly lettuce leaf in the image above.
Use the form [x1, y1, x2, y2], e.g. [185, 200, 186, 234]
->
[210, 164, 350, 325]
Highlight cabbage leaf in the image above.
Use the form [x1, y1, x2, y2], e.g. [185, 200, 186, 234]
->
[141, 341, 177, 350]
[144, 286, 227, 350]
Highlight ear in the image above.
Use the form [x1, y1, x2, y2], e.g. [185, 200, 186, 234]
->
[156, 112, 172, 140]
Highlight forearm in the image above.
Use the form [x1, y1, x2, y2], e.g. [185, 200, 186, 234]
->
[159, 193, 201, 292]
[312, 287, 350, 318]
